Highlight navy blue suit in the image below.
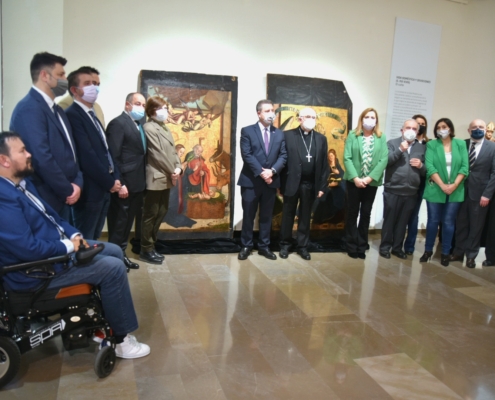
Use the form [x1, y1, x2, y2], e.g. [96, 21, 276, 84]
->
[237, 122, 287, 249]
[66, 102, 120, 240]
[0, 178, 78, 291]
[9, 88, 83, 215]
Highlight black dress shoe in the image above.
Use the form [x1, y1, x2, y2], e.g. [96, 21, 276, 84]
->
[405, 250, 414, 256]
[357, 252, 366, 259]
[449, 254, 464, 262]
[238, 247, 251, 260]
[152, 249, 165, 260]
[139, 251, 163, 265]
[482, 260, 495, 267]
[124, 256, 139, 270]
[391, 250, 407, 259]
[297, 249, 311, 260]
[279, 248, 289, 259]
[440, 254, 450, 267]
[466, 258, 476, 268]
[258, 249, 277, 260]
[379, 250, 391, 259]
[348, 252, 358, 259]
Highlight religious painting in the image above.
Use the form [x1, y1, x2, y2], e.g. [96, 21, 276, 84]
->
[267, 74, 352, 238]
[139, 70, 237, 239]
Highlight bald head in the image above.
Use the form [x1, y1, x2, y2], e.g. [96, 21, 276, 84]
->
[468, 119, 486, 141]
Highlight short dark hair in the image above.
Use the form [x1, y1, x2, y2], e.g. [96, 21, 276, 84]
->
[67, 67, 95, 97]
[256, 99, 273, 112]
[79, 66, 100, 75]
[30, 52, 67, 83]
[433, 118, 456, 139]
[0, 131, 21, 156]
[145, 96, 168, 118]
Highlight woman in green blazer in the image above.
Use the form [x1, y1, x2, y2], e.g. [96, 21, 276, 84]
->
[421, 118, 469, 266]
[343, 107, 388, 259]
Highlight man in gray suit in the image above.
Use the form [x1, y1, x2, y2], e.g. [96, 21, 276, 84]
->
[450, 119, 495, 268]
[379, 119, 425, 259]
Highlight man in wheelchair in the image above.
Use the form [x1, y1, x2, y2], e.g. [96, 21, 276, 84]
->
[0, 131, 150, 365]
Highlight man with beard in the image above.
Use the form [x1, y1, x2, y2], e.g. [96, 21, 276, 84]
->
[279, 107, 329, 260]
[10, 52, 82, 220]
[0, 131, 150, 359]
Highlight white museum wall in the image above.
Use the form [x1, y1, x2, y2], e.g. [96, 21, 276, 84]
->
[3, 0, 495, 231]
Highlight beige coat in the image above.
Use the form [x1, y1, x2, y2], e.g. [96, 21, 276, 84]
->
[144, 119, 181, 190]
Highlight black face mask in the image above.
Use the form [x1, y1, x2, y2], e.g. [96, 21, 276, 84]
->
[418, 125, 426, 135]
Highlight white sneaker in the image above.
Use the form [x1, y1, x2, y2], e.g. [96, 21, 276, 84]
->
[115, 334, 150, 359]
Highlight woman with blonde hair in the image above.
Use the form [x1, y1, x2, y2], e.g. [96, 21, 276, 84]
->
[343, 108, 388, 259]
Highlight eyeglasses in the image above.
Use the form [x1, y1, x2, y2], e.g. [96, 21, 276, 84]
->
[300, 115, 316, 120]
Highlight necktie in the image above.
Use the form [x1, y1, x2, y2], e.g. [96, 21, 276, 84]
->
[264, 128, 270, 154]
[53, 104, 76, 161]
[88, 110, 115, 173]
[135, 121, 147, 152]
[469, 142, 476, 168]
[17, 183, 67, 239]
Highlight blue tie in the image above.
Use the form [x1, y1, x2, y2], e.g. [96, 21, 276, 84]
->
[136, 121, 147, 153]
[88, 110, 114, 173]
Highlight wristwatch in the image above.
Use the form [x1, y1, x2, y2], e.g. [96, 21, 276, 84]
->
[271, 168, 277, 176]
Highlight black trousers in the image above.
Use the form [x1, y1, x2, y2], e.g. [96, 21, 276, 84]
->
[107, 191, 144, 251]
[141, 189, 170, 252]
[279, 181, 315, 250]
[380, 192, 416, 253]
[486, 199, 495, 261]
[454, 196, 489, 259]
[345, 182, 378, 253]
[240, 185, 276, 250]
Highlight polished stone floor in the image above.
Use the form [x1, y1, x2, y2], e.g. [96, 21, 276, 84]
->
[3, 233, 495, 399]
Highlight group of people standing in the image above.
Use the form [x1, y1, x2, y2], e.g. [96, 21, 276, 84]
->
[237, 102, 495, 269]
[347, 111, 495, 268]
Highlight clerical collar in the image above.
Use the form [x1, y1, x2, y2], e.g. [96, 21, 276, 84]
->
[299, 127, 312, 136]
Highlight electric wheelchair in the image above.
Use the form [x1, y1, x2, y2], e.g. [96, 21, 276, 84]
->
[0, 243, 116, 388]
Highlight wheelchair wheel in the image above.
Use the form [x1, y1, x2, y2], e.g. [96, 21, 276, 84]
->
[0, 336, 21, 388]
[94, 346, 116, 378]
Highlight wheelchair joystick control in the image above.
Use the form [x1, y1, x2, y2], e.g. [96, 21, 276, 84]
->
[75, 241, 105, 266]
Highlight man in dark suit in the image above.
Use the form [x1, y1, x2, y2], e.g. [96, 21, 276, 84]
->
[237, 99, 287, 260]
[106, 93, 147, 270]
[0, 131, 149, 359]
[450, 119, 495, 268]
[279, 107, 329, 260]
[10, 52, 82, 221]
[66, 67, 121, 240]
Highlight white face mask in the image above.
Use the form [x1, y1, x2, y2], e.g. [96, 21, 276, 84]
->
[263, 112, 275, 124]
[81, 85, 99, 104]
[403, 129, 417, 142]
[155, 108, 168, 122]
[362, 117, 376, 131]
[437, 129, 450, 139]
[302, 118, 316, 131]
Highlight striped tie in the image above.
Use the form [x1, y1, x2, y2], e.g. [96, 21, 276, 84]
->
[469, 142, 476, 168]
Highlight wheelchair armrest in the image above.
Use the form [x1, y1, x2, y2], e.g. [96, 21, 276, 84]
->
[0, 254, 70, 276]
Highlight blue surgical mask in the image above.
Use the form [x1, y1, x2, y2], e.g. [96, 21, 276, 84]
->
[471, 128, 485, 140]
[129, 105, 145, 120]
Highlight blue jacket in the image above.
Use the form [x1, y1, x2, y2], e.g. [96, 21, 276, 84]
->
[237, 122, 287, 188]
[9, 88, 83, 212]
[66, 102, 120, 202]
[0, 178, 78, 291]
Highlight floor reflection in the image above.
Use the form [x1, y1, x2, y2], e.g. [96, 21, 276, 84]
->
[3, 234, 495, 399]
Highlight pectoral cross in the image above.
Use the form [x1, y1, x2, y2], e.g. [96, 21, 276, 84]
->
[306, 154, 312, 162]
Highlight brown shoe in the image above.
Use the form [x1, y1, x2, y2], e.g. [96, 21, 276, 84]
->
[449, 254, 464, 262]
